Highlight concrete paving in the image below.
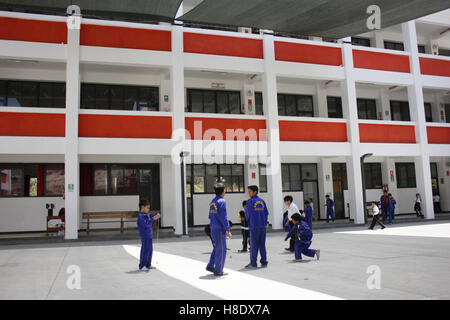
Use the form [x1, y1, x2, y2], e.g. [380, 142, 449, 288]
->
[0, 220, 449, 300]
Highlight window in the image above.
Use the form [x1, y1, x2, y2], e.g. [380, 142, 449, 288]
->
[278, 94, 314, 117]
[186, 164, 245, 194]
[259, 164, 267, 192]
[187, 89, 242, 114]
[446, 104, 450, 123]
[351, 37, 371, 47]
[424, 103, 433, 122]
[81, 164, 160, 205]
[1, 166, 23, 196]
[327, 96, 343, 118]
[418, 45, 426, 54]
[0, 80, 66, 108]
[45, 165, 65, 196]
[81, 84, 159, 111]
[384, 41, 404, 51]
[357, 99, 377, 120]
[439, 48, 450, 57]
[363, 163, 382, 189]
[255, 92, 264, 115]
[0, 164, 64, 197]
[281, 163, 318, 192]
[390, 101, 411, 121]
[396, 163, 416, 188]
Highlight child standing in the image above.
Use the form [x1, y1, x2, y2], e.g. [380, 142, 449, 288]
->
[137, 199, 161, 271]
[284, 213, 320, 262]
[238, 200, 250, 253]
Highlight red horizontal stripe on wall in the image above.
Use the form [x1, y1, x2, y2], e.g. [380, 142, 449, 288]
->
[274, 42, 342, 66]
[81, 24, 171, 51]
[279, 121, 347, 142]
[0, 112, 65, 137]
[79, 114, 172, 139]
[353, 50, 411, 73]
[184, 33, 263, 59]
[359, 123, 416, 143]
[427, 126, 450, 144]
[0, 17, 67, 44]
[185, 117, 267, 140]
[420, 57, 450, 77]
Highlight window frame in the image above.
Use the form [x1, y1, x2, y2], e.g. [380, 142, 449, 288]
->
[278, 93, 314, 117]
[390, 100, 411, 122]
[395, 163, 417, 189]
[363, 163, 383, 190]
[186, 88, 243, 115]
[281, 163, 319, 192]
[357, 98, 377, 120]
[186, 163, 245, 194]
[327, 96, 343, 119]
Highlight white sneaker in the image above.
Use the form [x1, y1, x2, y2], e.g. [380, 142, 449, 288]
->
[140, 267, 150, 272]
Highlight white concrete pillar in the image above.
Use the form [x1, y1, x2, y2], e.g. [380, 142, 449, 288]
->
[341, 42, 365, 224]
[379, 88, 391, 120]
[402, 21, 434, 219]
[372, 31, 384, 49]
[170, 25, 186, 235]
[262, 33, 284, 229]
[64, 15, 81, 239]
[316, 84, 328, 118]
[318, 158, 333, 220]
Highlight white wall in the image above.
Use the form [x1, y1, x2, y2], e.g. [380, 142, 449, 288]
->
[0, 197, 65, 233]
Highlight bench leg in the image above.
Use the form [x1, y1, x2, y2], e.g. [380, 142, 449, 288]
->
[121, 218, 124, 234]
[87, 218, 90, 236]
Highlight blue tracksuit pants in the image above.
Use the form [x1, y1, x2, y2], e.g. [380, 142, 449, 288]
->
[294, 241, 316, 260]
[207, 229, 227, 274]
[326, 209, 335, 222]
[381, 207, 388, 221]
[139, 238, 153, 269]
[250, 228, 268, 266]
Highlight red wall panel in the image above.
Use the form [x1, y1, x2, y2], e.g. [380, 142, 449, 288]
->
[353, 50, 411, 73]
[274, 41, 342, 66]
[79, 114, 172, 139]
[183, 33, 263, 59]
[0, 112, 65, 137]
[80, 24, 171, 51]
[420, 57, 450, 77]
[427, 126, 450, 144]
[185, 117, 267, 140]
[359, 123, 416, 143]
[279, 121, 347, 142]
[0, 17, 67, 44]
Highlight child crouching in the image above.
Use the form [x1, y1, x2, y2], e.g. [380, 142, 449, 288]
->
[284, 213, 320, 262]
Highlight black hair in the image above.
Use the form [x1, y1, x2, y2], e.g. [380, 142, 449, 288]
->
[242, 200, 247, 207]
[214, 183, 225, 196]
[388, 193, 392, 197]
[248, 185, 259, 194]
[325, 195, 330, 198]
[291, 213, 306, 222]
[284, 195, 293, 203]
[139, 199, 150, 209]
[304, 200, 310, 205]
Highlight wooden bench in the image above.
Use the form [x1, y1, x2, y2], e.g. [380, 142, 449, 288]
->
[82, 211, 160, 235]
[46, 216, 64, 234]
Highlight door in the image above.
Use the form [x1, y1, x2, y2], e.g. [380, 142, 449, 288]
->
[186, 164, 194, 227]
[332, 163, 348, 219]
[137, 165, 160, 211]
[303, 181, 319, 219]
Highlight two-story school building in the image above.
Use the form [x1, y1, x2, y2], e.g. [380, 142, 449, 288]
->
[0, 5, 450, 239]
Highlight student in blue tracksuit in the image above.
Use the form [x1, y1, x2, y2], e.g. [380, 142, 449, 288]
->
[206, 183, 231, 277]
[380, 191, 389, 222]
[304, 200, 313, 229]
[325, 195, 335, 223]
[284, 213, 320, 262]
[137, 199, 160, 271]
[245, 185, 269, 269]
[387, 193, 397, 225]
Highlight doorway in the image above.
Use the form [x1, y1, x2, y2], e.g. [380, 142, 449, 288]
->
[332, 163, 348, 219]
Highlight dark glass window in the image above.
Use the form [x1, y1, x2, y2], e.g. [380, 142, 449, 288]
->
[255, 92, 264, 115]
[1, 166, 23, 196]
[0, 80, 6, 106]
[7, 81, 38, 107]
[396, 163, 416, 188]
[45, 164, 65, 196]
[357, 99, 377, 120]
[281, 163, 318, 192]
[384, 41, 404, 51]
[186, 164, 245, 194]
[39, 82, 66, 108]
[187, 89, 242, 114]
[327, 96, 343, 118]
[259, 164, 267, 192]
[418, 45, 426, 54]
[110, 165, 137, 195]
[363, 163, 382, 189]
[351, 37, 371, 47]
[81, 83, 159, 111]
[446, 104, 450, 123]
[390, 101, 411, 121]
[424, 103, 433, 122]
[439, 48, 450, 57]
[93, 165, 108, 195]
[278, 94, 314, 117]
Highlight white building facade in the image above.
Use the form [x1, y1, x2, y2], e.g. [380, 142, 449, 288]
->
[0, 9, 449, 239]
